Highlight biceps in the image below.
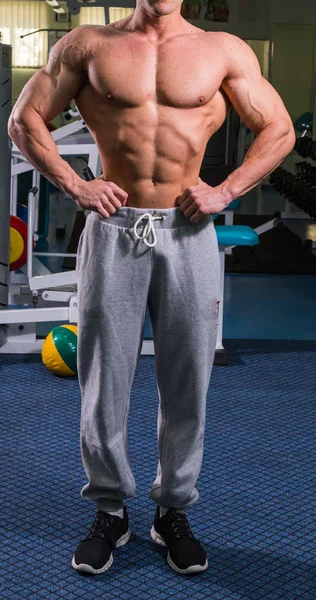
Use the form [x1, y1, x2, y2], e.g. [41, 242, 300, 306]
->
[221, 75, 288, 135]
[12, 62, 86, 124]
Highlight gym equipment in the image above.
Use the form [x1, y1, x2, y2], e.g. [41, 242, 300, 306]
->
[67, 0, 136, 21]
[294, 112, 313, 137]
[278, 112, 316, 225]
[0, 43, 12, 349]
[63, 104, 81, 122]
[1, 110, 104, 353]
[10, 215, 28, 272]
[294, 136, 313, 158]
[41, 324, 78, 376]
[0, 117, 100, 349]
[310, 140, 316, 162]
[10, 215, 35, 271]
[11, 117, 99, 237]
[200, 107, 247, 225]
[1, 185, 79, 353]
[270, 164, 316, 221]
[215, 224, 259, 364]
[46, 122, 57, 132]
[295, 161, 316, 184]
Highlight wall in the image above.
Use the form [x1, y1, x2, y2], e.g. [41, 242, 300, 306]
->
[187, 0, 271, 40]
[271, 24, 316, 121]
[270, 1, 316, 121]
[272, 0, 316, 25]
[190, 0, 316, 36]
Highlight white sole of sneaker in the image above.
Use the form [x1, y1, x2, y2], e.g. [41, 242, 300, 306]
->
[71, 527, 132, 575]
[150, 526, 208, 575]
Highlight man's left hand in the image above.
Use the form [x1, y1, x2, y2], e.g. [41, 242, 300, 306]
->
[177, 177, 231, 223]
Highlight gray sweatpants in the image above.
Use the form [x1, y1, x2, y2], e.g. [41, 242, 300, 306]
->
[76, 206, 220, 512]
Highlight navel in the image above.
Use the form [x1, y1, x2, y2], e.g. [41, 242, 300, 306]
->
[106, 92, 114, 100]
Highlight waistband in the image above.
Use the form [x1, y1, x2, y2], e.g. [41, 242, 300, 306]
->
[88, 207, 213, 248]
[88, 206, 213, 229]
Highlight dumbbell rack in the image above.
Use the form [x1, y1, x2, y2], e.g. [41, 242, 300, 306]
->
[270, 135, 316, 249]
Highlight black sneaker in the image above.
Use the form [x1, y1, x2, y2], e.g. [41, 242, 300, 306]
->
[151, 507, 208, 575]
[72, 507, 131, 575]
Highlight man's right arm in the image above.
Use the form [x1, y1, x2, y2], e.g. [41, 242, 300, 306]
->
[8, 27, 88, 196]
[8, 26, 128, 216]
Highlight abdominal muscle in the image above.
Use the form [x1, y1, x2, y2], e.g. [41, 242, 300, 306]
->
[77, 97, 228, 210]
[102, 166, 202, 210]
[104, 173, 200, 210]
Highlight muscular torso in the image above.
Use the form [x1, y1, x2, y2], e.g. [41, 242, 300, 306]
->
[75, 20, 230, 208]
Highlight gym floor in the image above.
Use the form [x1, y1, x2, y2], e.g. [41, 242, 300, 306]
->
[1, 185, 316, 600]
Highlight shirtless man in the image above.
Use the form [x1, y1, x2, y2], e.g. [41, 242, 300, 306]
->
[8, 0, 295, 577]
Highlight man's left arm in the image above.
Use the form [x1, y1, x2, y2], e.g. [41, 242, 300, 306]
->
[219, 34, 295, 202]
[178, 34, 296, 222]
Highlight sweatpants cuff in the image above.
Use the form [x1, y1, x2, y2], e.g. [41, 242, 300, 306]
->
[96, 499, 125, 512]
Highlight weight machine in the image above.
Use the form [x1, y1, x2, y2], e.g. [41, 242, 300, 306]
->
[0, 47, 99, 352]
[0, 44, 12, 349]
[66, 0, 136, 22]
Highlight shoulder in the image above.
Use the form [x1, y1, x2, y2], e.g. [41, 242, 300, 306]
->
[51, 24, 101, 50]
[205, 31, 251, 53]
[206, 32, 261, 77]
[49, 25, 108, 70]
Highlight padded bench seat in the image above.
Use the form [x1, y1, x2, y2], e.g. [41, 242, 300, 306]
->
[213, 199, 241, 225]
[215, 225, 259, 247]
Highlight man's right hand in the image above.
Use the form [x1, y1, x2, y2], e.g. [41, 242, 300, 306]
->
[72, 179, 128, 218]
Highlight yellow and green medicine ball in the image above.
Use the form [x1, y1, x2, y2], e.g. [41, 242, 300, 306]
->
[42, 324, 78, 376]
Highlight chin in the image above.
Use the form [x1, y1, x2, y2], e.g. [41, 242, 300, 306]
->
[148, 0, 181, 15]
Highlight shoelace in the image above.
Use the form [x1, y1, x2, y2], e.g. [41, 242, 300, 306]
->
[83, 511, 116, 547]
[166, 509, 195, 540]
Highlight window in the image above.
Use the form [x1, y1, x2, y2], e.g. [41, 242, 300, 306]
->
[109, 7, 134, 23]
[78, 6, 134, 25]
[0, 1, 48, 68]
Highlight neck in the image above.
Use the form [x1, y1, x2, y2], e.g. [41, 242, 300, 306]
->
[126, 6, 187, 42]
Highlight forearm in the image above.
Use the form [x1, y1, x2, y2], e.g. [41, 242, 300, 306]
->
[8, 107, 83, 196]
[218, 121, 296, 204]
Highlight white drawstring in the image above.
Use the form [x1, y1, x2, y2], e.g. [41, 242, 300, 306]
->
[133, 212, 165, 248]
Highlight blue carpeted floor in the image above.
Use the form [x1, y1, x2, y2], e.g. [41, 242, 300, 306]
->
[1, 339, 316, 599]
